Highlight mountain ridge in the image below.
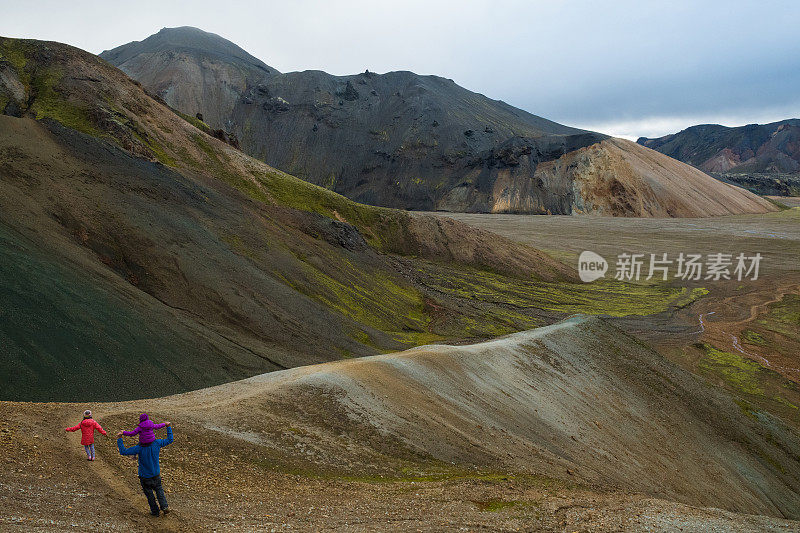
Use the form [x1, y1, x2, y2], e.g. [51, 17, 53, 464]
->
[8, 316, 799, 521]
[638, 119, 800, 175]
[99, 26, 776, 216]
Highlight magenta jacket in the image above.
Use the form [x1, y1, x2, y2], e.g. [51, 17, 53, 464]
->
[122, 413, 166, 444]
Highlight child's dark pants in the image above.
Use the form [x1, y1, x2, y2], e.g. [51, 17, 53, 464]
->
[139, 475, 168, 515]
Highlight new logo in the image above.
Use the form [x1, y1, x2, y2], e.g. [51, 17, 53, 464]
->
[578, 251, 608, 282]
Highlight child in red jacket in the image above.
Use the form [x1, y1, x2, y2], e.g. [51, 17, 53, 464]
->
[65, 410, 108, 460]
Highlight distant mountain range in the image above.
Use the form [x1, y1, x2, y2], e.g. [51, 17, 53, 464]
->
[638, 120, 800, 196]
[100, 27, 774, 216]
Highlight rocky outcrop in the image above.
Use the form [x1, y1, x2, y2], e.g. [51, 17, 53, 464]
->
[526, 139, 777, 217]
[226, 68, 607, 214]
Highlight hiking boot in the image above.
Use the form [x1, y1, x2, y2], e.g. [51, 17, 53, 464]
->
[162, 509, 171, 515]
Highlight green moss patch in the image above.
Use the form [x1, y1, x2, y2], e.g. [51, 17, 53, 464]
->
[269, 248, 545, 349]
[0, 38, 29, 73]
[176, 110, 211, 134]
[695, 342, 800, 424]
[0, 39, 100, 136]
[742, 329, 768, 346]
[252, 167, 389, 244]
[287, 251, 429, 339]
[765, 197, 790, 210]
[434, 307, 539, 339]
[698, 344, 765, 396]
[416, 262, 706, 317]
[192, 134, 271, 203]
[758, 294, 800, 342]
[131, 128, 176, 166]
[734, 398, 759, 420]
[29, 68, 99, 136]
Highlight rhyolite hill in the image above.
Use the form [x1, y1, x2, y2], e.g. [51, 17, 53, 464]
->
[100, 27, 775, 216]
[639, 119, 800, 196]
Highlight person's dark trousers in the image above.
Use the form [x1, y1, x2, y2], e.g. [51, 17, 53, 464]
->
[139, 475, 169, 515]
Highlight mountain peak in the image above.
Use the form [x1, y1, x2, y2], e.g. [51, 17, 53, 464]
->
[101, 26, 275, 74]
[150, 26, 251, 55]
[99, 27, 277, 129]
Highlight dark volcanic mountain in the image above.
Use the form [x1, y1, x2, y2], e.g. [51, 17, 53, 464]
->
[101, 27, 775, 216]
[227, 69, 600, 213]
[638, 120, 800, 195]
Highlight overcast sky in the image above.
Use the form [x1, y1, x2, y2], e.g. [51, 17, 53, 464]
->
[2, 0, 798, 139]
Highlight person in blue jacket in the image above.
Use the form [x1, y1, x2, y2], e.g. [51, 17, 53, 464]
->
[117, 422, 173, 516]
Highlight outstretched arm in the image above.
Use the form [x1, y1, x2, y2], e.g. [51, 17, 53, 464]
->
[121, 427, 141, 437]
[65, 424, 80, 432]
[94, 421, 107, 436]
[152, 422, 167, 430]
[117, 438, 141, 456]
[157, 426, 174, 448]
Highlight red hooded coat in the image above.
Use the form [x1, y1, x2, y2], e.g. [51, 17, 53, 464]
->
[66, 418, 107, 445]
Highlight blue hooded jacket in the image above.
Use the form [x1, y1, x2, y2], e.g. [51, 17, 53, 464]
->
[118, 426, 173, 478]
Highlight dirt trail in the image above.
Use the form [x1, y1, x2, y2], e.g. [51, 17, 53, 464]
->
[712, 283, 797, 327]
[692, 282, 800, 378]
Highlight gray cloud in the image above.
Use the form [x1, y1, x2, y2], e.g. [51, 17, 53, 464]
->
[1, 0, 797, 138]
